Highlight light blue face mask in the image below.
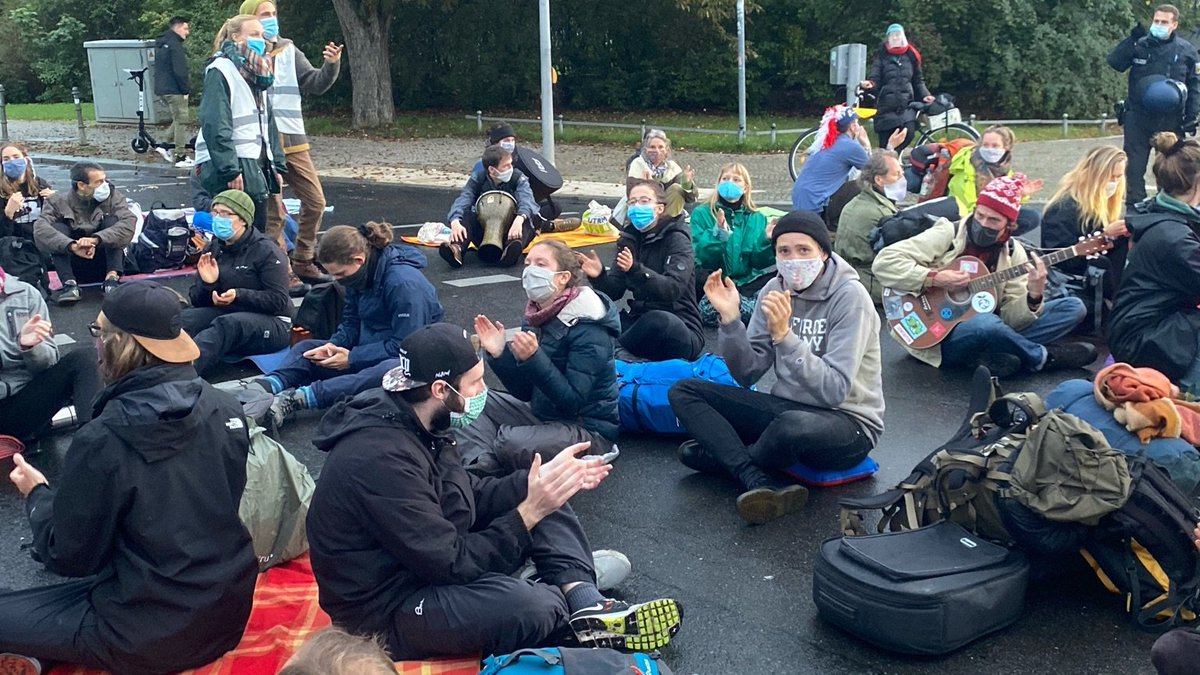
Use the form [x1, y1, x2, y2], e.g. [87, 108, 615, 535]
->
[717, 180, 744, 202]
[246, 37, 267, 56]
[211, 215, 237, 241]
[259, 17, 279, 40]
[628, 204, 657, 230]
[1150, 24, 1171, 40]
[2, 158, 28, 180]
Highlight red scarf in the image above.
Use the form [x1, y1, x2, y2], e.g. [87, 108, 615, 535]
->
[886, 44, 922, 66]
[524, 287, 582, 328]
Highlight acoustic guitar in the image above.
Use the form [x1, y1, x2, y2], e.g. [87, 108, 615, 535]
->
[882, 234, 1113, 349]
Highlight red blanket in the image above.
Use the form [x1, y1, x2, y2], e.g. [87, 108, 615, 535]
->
[48, 555, 480, 675]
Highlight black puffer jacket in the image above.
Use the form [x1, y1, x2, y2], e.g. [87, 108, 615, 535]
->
[1108, 203, 1200, 380]
[188, 226, 293, 318]
[25, 364, 257, 675]
[591, 213, 703, 346]
[307, 390, 530, 648]
[867, 45, 931, 129]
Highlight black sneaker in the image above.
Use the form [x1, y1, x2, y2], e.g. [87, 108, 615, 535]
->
[735, 483, 809, 525]
[439, 242, 464, 268]
[102, 277, 120, 295]
[569, 598, 683, 651]
[677, 440, 724, 475]
[972, 352, 1022, 379]
[1042, 342, 1098, 371]
[498, 239, 523, 267]
[52, 281, 81, 305]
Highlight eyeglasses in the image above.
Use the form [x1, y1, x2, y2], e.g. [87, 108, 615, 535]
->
[87, 322, 102, 337]
[629, 197, 660, 206]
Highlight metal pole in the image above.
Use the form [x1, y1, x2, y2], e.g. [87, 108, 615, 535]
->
[476, 110, 483, 132]
[1100, 113, 1108, 135]
[1062, 113, 1069, 139]
[770, 122, 777, 146]
[969, 113, 976, 128]
[736, 0, 746, 144]
[0, 85, 8, 144]
[72, 87, 88, 145]
[537, 0, 555, 164]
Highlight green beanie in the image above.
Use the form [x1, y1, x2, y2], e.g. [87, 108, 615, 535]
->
[212, 189, 256, 226]
[239, 0, 271, 16]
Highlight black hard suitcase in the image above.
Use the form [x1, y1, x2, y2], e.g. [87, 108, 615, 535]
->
[812, 521, 1029, 655]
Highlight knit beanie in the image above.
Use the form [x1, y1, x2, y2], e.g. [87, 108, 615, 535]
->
[212, 189, 256, 225]
[488, 123, 516, 145]
[975, 174, 1024, 223]
[239, 0, 271, 16]
[887, 23, 904, 35]
[771, 210, 832, 254]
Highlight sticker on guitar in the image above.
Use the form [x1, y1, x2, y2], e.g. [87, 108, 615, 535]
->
[970, 292, 996, 314]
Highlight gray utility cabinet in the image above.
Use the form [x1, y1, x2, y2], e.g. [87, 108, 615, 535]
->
[84, 39, 161, 124]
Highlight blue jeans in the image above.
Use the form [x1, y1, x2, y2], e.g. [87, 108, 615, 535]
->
[940, 297, 1086, 371]
[271, 340, 397, 408]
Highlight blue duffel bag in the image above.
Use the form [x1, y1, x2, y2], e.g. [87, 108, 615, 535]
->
[615, 354, 745, 435]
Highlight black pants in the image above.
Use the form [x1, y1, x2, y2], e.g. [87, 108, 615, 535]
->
[48, 220, 124, 284]
[875, 119, 917, 152]
[0, 347, 100, 441]
[181, 307, 291, 377]
[618, 310, 703, 362]
[1124, 112, 1182, 206]
[668, 378, 872, 489]
[251, 196, 268, 234]
[384, 477, 596, 660]
[456, 390, 612, 475]
[0, 578, 121, 673]
[463, 210, 536, 263]
[1152, 628, 1200, 675]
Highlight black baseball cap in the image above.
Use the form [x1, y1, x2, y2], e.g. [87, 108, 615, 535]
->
[101, 281, 199, 363]
[382, 323, 481, 392]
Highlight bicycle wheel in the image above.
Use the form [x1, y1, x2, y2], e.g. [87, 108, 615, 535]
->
[788, 128, 820, 181]
[917, 123, 980, 146]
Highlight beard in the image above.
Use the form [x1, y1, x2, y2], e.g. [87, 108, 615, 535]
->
[429, 390, 464, 431]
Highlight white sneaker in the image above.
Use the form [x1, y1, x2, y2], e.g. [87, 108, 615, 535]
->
[174, 157, 195, 169]
[515, 549, 632, 591]
[154, 146, 172, 163]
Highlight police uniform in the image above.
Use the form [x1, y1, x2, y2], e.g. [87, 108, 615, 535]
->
[1108, 23, 1200, 205]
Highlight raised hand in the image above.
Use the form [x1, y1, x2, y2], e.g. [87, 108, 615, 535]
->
[517, 443, 610, 528]
[474, 314, 507, 358]
[197, 252, 219, 284]
[323, 42, 343, 63]
[18, 314, 52, 349]
[703, 270, 741, 325]
[510, 330, 539, 361]
[615, 248, 634, 272]
[887, 127, 909, 150]
[762, 290, 794, 342]
[577, 250, 604, 278]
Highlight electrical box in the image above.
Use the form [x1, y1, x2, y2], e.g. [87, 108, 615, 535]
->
[84, 40, 161, 124]
[829, 43, 868, 105]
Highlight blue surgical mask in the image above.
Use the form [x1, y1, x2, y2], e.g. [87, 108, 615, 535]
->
[259, 17, 279, 40]
[246, 37, 267, 56]
[1150, 24, 1171, 40]
[628, 203, 657, 230]
[2, 158, 27, 180]
[717, 180, 744, 202]
[212, 215, 236, 241]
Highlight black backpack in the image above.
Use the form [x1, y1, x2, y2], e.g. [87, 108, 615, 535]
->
[294, 282, 344, 340]
[0, 236, 50, 297]
[869, 196, 962, 252]
[129, 205, 197, 274]
[1082, 455, 1200, 632]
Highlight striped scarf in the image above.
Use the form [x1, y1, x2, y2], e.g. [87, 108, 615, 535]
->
[220, 40, 275, 91]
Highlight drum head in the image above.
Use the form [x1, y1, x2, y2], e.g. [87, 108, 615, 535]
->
[476, 190, 518, 224]
[514, 147, 564, 201]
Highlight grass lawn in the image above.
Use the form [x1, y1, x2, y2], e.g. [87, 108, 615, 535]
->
[5, 103, 1118, 153]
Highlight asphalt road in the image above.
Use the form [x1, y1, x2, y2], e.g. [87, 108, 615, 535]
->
[0, 159, 1159, 675]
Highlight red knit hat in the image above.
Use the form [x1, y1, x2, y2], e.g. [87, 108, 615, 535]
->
[975, 174, 1025, 223]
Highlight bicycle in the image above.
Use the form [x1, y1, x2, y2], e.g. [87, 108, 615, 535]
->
[787, 91, 979, 181]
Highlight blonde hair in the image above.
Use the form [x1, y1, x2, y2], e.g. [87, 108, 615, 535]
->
[278, 628, 394, 675]
[1045, 146, 1126, 234]
[213, 14, 261, 52]
[98, 314, 163, 383]
[707, 162, 758, 212]
[982, 125, 1016, 150]
[0, 144, 37, 199]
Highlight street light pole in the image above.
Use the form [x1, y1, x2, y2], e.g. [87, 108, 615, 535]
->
[737, 0, 746, 144]
[538, 0, 555, 164]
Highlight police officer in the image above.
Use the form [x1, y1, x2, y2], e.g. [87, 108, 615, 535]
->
[1108, 3, 1200, 207]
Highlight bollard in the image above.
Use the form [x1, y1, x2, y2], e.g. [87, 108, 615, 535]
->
[0, 84, 7, 144]
[1100, 113, 1108, 135]
[476, 110, 483, 132]
[640, 119, 646, 138]
[770, 122, 777, 146]
[557, 114, 564, 134]
[72, 87, 88, 145]
[968, 113, 976, 128]
[1061, 113, 1069, 139]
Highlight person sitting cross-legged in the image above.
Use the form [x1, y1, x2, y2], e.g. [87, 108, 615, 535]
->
[669, 211, 884, 525]
[441, 143, 538, 269]
[871, 174, 1097, 378]
[305, 323, 683, 660]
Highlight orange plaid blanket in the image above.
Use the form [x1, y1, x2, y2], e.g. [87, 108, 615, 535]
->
[48, 555, 480, 675]
[402, 229, 619, 251]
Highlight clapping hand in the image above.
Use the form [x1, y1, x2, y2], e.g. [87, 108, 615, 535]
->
[615, 248, 634, 272]
[474, 314, 507, 358]
[510, 330, 539, 361]
[1021, 178, 1045, 197]
[517, 442, 611, 528]
[18, 314, 52, 349]
[715, 208, 728, 231]
[684, 165, 695, 184]
[703, 270, 741, 326]
[761, 290, 794, 342]
[197, 252, 219, 284]
[577, 250, 604, 278]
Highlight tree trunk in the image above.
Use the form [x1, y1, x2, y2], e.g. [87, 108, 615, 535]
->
[329, 0, 395, 128]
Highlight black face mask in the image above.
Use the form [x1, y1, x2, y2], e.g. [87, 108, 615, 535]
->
[338, 252, 374, 291]
[967, 217, 1003, 247]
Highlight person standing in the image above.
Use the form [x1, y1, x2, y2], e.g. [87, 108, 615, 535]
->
[1108, 3, 1200, 207]
[859, 23, 934, 152]
[242, 0, 342, 285]
[153, 16, 193, 168]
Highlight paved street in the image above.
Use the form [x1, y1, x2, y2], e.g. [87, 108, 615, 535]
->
[0, 158, 1159, 675]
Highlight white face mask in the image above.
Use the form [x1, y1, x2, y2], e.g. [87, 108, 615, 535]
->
[978, 147, 1006, 164]
[777, 257, 824, 292]
[494, 167, 514, 183]
[1104, 180, 1120, 198]
[499, 140, 516, 153]
[521, 265, 560, 303]
[91, 182, 111, 202]
[883, 177, 908, 202]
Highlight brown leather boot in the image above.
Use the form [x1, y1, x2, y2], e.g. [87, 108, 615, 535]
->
[292, 258, 332, 284]
[288, 270, 311, 298]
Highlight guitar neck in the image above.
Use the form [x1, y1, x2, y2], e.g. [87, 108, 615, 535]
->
[968, 245, 1080, 293]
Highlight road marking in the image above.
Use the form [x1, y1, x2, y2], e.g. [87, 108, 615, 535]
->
[53, 334, 76, 346]
[444, 274, 520, 288]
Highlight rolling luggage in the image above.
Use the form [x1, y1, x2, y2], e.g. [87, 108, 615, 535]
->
[813, 521, 1029, 655]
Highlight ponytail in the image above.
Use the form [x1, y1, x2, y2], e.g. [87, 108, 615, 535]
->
[318, 222, 394, 265]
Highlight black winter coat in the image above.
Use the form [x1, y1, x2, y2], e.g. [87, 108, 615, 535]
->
[1108, 27, 1200, 119]
[153, 29, 190, 96]
[1108, 206, 1200, 380]
[1039, 195, 1128, 297]
[25, 364, 257, 675]
[489, 289, 621, 440]
[867, 45, 931, 129]
[307, 390, 531, 643]
[591, 213, 703, 346]
[188, 226, 293, 318]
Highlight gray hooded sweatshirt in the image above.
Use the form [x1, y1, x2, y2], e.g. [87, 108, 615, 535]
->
[718, 252, 885, 444]
[0, 272, 59, 400]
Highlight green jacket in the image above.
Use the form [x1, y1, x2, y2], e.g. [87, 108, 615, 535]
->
[834, 187, 896, 304]
[198, 67, 287, 202]
[690, 202, 774, 287]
